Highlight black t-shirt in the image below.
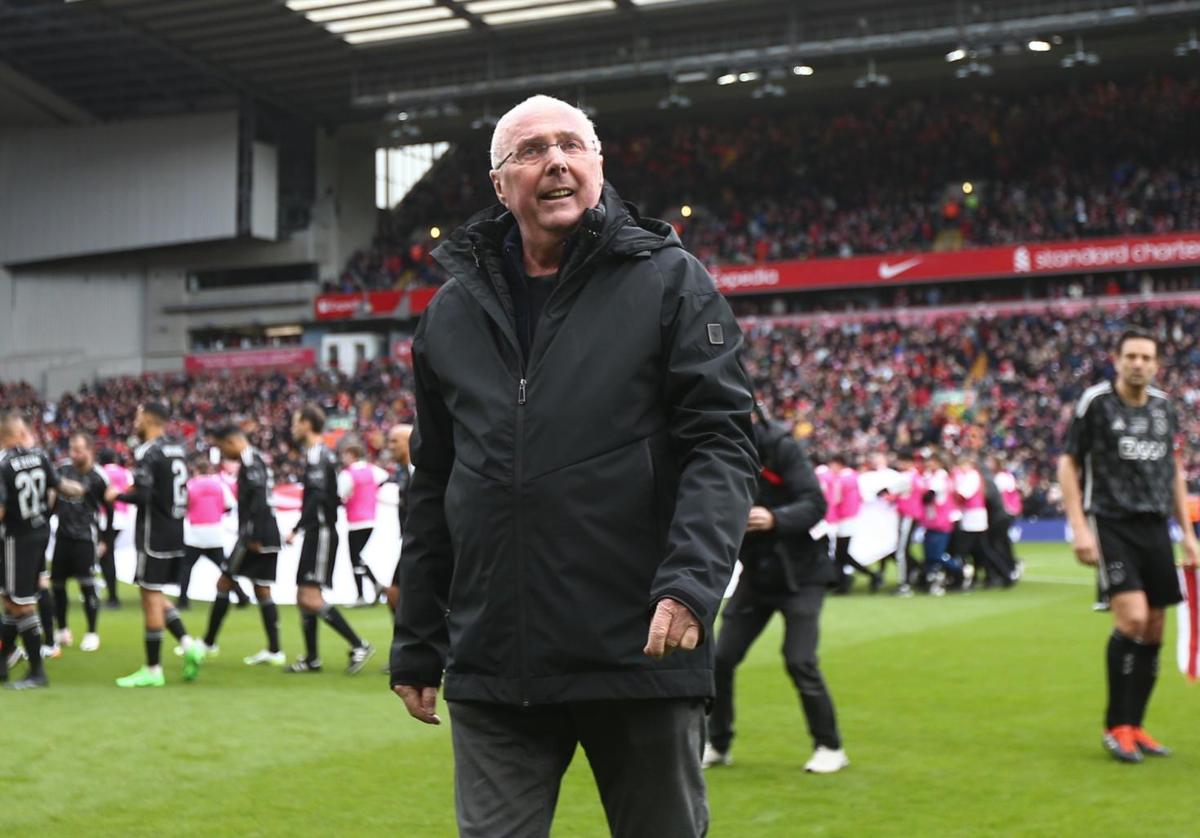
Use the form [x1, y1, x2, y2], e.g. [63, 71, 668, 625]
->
[237, 446, 281, 549]
[54, 462, 109, 541]
[1063, 381, 1179, 519]
[297, 443, 339, 531]
[126, 436, 189, 557]
[0, 446, 61, 537]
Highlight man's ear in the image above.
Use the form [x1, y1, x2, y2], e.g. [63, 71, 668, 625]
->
[491, 171, 508, 207]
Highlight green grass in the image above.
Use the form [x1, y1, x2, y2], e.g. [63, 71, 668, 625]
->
[5, 543, 1198, 836]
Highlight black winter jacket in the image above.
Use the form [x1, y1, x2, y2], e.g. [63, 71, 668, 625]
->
[391, 183, 758, 705]
[739, 422, 834, 593]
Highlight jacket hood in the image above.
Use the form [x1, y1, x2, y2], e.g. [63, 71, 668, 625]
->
[432, 181, 681, 278]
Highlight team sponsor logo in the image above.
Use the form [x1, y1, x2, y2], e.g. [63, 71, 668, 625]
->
[1118, 436, 1167, 461]
[877, 257, 923, 280]
[1129, 416, 1149, 435]
[1013, 246, 1031, 273]
[711, 266, 781, 291]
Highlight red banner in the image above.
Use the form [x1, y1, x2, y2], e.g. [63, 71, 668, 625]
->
[314, 287, 437, 321]
[184, 347, 315, 373]
[710, 232, 1200, 295]
[312, 232, 1200, 317]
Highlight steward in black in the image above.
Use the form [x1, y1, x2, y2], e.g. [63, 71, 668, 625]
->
[708, 419, 845, 760]
[392, 183, 758, 705]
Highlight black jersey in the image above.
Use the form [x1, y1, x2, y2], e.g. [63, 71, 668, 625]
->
[297, 443, 340, 532]
[237, 446, 281, 551]
[1064, 381, 1179, 519]
[123, 436, 189, 557]
[0, 447, 61, 537]
[54, 462, 109, 541]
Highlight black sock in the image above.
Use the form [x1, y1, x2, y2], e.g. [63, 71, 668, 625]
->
[352, 569, 366, 600]
[204, 594, 230, 647]
[164, 607, 187, 641]
[319, 604, 363, 649]
[52, 584, 68, 631]
[145, 629, 163, 668]
[1132, 642, 1162, 728]
[81, 583, 99, 633]
[0, 614, 17, 659]
[363, 565, 381, 589]
[1106, 630, 1141, 729]
[260, 599, 281, 654]
[38, 589, 55, 638]
[19, 614, 45, 678]
[302, 611, 319, 661]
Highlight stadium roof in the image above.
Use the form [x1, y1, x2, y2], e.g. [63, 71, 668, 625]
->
[1, 0, 1198, 130]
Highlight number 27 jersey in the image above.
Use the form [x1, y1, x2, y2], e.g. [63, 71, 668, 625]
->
[0, 446, 61, 537]
[131, 436, 189, 558]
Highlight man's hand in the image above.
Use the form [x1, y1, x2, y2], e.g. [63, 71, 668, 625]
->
[247, 540, 263, 553]
[1182, 535, 1199, 570]
[392, 684, 441, 725]
[97, 542, 107, 559]
[1072, 526, 1099, 566]
[644, 597, 702, 660]
[285, 530, 297, 546]
[747, 506, 776, 532]
[104, 485, 122, 504]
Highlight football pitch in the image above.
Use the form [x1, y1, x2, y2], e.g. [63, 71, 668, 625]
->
[6, 542, 1197, 837]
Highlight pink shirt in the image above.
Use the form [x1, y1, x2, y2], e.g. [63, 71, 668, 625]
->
[816, 465, 840, 524]
[103, 464, 131, 516]
[996, 471, 1023, 517]
[922, 469, 956, 532]
[187, 475, 232, 525]
[834, 468, 861, 521]
[339, 461, 389, 529]
[898, 468, 925, 519]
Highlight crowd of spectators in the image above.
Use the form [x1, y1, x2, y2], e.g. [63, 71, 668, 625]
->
[336, 73, 1200, 292]
[20, 361, 414, 484]
[7, 297, 1200, 519]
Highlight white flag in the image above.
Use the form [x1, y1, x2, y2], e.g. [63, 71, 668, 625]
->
[1178, 567, 1200, 682]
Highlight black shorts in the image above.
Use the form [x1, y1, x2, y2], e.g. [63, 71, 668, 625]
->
[297, 526, 337, 588]
[1, 531, 50, 605]
[51, 536, 96, 583]
[225, 540, 278, 586]
[134, 552, 182, 592]
[1093, 514, 1183, 608]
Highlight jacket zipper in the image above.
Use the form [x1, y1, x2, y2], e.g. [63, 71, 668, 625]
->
[515, 372, 530, 705]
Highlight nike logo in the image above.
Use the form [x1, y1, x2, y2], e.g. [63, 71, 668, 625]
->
[877, 257, 923, 280]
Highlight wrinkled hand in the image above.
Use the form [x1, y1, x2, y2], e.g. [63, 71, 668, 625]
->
[393, 684, 441, 725]
[747, 506, 776, 532]
[644, 597, 702, 660]
[1182, 536, 1199, 571]
[1072, 528, 1099, 566]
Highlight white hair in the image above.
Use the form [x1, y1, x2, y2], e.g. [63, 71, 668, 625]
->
[489, 94, 601, 169]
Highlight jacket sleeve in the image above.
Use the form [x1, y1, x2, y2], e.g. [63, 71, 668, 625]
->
[769, 438, 827, 535]
[390, 320, 456, 688]
[650, 253, 759, 639]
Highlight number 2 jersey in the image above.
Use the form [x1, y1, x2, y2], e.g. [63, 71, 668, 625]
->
[1063, 380, 1178, 519]
[120, 436, 189, 558]
[0, 446, 61, 538]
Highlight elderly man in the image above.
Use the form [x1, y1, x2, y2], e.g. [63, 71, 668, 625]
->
[390, 94, 758, 837]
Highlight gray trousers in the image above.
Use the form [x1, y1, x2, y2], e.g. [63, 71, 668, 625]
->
[448, 697, 708, 838]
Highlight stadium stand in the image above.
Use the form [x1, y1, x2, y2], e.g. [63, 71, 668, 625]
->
[338, 74, 1200, 291]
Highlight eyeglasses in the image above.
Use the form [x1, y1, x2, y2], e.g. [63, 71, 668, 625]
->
[495, 138, 594, 169]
